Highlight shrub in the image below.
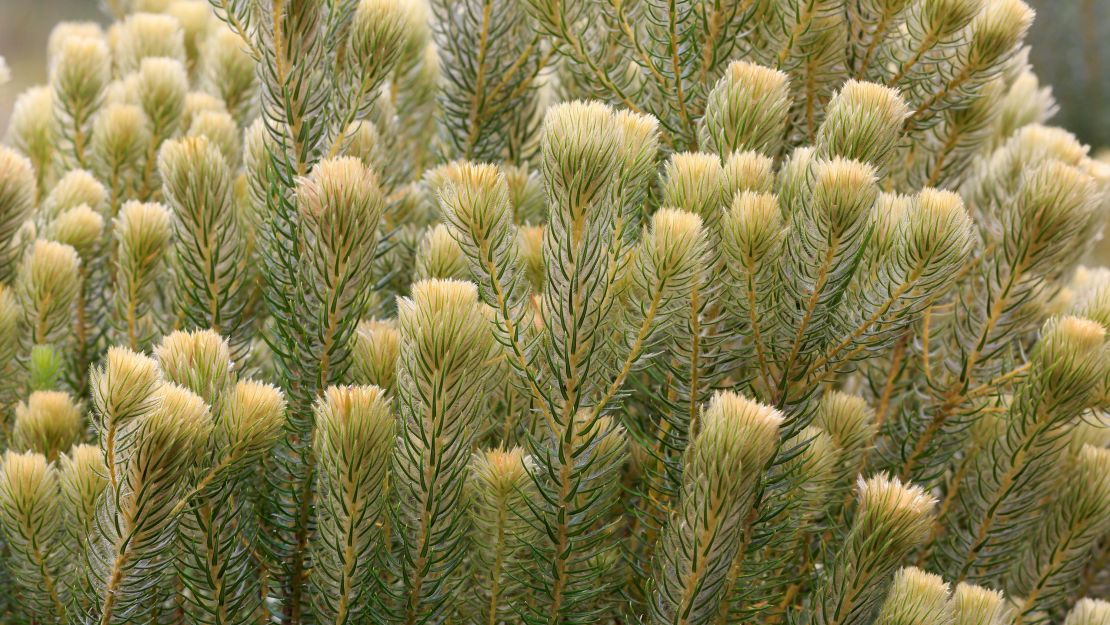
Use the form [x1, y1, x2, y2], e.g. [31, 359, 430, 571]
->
[0, 1, 1109, 624]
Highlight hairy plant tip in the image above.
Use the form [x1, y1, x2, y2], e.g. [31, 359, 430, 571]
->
[115, 12, 186, 73]
[350, 0, 423, 72]
[116, 200, 171, 260]
[13, 391, 84, 461]
[1005, 125, 1089, 170]
[155, 329, 233, 406]
[398, 279, 489, 353]
[662, 153, 725, 224]
[136, 57, 188, 136]
[44, 169, 107, 219]
[473, 446, 530, 496]
[867, 192, 911, 251]
[703, 390, 784, 468]
[314, 385, 394, 470]
[905, 189, 974, 277]
[45, 204, 105, 259]
[0, 450, 64, 624]
[967, 0, 1034, 69]
[157, 131, 226, 187]
[541, 101, 622, 208]
[949, 583, 1009, 625]
[0, 147, 36, 279]
[723, 192, 783, 263]
[875, 567, 952, 625]
[817, 80, 909, 173]
[0, 452, 55, 509]
[417, 224, 468, 280]
[1013, 161, 1098, 270]
[701, 60, 790, 157]
[436, 161, 513, 248]
[814, 474, 936, 625]
[51, 35, 110, 104]
[649, 392, 781, 625]
[723, 151, 775, 196]
[811, 158, 880, 232]
[7, 86, 54, 177]
[145, 382, 213, 462]
[857, 473, 936, 537]
[350, 319, 400, 392]
[221, 379, 285, 457]
[1066, 599, 1110, 625]
[17, 239, 81, 345]
[614, 109, 663, 188]
[1032, 316, 1107, 396]
[639, 208, 707, 301]
[311, 384, 395, 625]
[46, 21, 104, 66]
[815, 391, 876, 482]
[297, 157, 385, 265]
[90, 347, 162, 434]
[187, 110, 241, 165]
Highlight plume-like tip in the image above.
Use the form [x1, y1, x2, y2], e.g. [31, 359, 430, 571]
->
[701, 60, 790, 156]
[723, 191, 783, 263]
[810, 158, 880, 230]
[417, 224, 468, 281]
[155, 329, 234, 405]
[351, 319, 400, 392]
[876, 567, 952, 625]
[46, 204, 104, 258]
[662, 153, 724, 220]
[1065, 599, 1110, 625]
[949, 582, 1009, 625]
[223, 379, 286, 451]
[818, 80, 909, 169]
[723, 150, 775, 195]
[13, 391, 83, 461]
[640, 208, 706, 295]
[90, 346, 162, 426]
[115, 12, 186, 72]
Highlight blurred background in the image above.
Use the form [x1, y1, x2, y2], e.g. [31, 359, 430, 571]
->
[0, 0, 1108, 152]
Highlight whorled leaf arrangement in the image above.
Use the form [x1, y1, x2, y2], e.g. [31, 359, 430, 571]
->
[0, 1, 1108, 625]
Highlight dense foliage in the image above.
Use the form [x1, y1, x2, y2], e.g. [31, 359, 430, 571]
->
[0, 1, 1109, 624]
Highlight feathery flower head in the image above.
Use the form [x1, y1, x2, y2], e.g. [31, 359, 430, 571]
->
[875, 567, 952, 625]
[46, 204, 104, 258]
[722, 191, 783, 262]
[949, 582, 1009, 625]
[115, 12, 186, 72]
[662, 152, 724, 221]
[818, 80, 909, 171]
[350, 319, 400, 392]
[13, 391, 83, 461]
[155, 329, 233, 406]
[723, 150, 775, 195]
[701, 60, 790, 156]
